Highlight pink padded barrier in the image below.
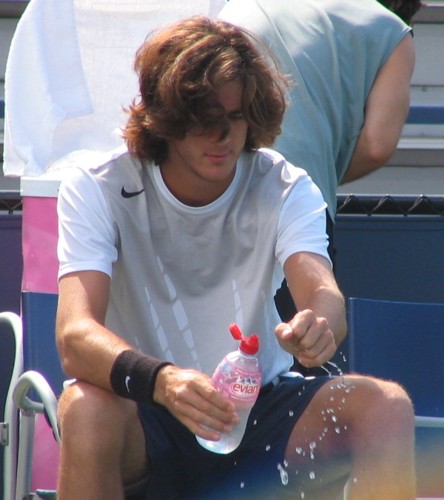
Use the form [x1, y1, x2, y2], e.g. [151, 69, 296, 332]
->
[21, 196, 59, 294]
[30, 413, 59, 492]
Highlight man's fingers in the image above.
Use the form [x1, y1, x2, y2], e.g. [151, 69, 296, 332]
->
[297, 334, 337, 367]
[276, 311, 337, 367]
[161, 373, 240, 437]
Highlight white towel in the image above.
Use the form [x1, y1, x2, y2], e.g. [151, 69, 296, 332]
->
[3, 0, 227, 178]
[3, 0, 92, 177]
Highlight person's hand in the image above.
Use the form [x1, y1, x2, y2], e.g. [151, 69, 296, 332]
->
[153, 365, 240, 441]
[275, 309, 337, 367]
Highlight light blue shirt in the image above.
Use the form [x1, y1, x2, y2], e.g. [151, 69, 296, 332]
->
[219, 0, 411, 217]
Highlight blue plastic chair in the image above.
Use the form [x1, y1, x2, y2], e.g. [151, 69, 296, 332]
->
[0, 310, 59, 500]
[347, 297, 444, 426]
[347, 297, 444, 497]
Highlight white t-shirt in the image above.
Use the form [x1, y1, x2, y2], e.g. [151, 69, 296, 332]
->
[58, 147, 329, 384]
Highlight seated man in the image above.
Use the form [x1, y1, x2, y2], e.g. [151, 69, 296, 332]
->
[55, 16, 415, 499]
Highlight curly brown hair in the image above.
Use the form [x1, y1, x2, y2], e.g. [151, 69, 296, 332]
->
[123, 16, 288, 164]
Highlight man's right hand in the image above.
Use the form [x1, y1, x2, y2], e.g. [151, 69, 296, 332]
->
[153, 365, 240, 440]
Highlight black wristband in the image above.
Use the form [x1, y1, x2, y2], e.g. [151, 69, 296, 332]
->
[110, 350, 173, 404]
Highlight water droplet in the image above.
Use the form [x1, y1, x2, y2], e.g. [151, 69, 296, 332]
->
[288, 410, 294, 417]
[309, 441, 317, 450]
[321, 365, 332, 376]
[277, 463, 289, 485]
[309, 471, 316, 480]
[331, 415, 337, 422]
[327, 360, 343, 376]
[295, 447, 303, 455]
[335, 427, 341, 434]
[253, 419, 258, 426]
[265, 444, 271, 451]
[353, 477, 358, 483]
[300, 492, 305, 499]
[240, 482, 245, 489]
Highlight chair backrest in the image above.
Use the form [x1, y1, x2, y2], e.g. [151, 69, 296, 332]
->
[347, 297, 444, 418]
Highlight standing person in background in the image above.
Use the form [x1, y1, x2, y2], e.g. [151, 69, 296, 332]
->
[219, 0, 420, 320]
[55, 16, 416, 499]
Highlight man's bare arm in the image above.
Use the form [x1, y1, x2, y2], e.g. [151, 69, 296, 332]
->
[276, 252, 347, 368]
[341, 34, 415, 184]
[56, 270, 133, 389]
[57, 270, 239, 439]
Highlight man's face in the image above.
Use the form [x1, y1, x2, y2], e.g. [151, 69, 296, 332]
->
[161, 80, 248, 206]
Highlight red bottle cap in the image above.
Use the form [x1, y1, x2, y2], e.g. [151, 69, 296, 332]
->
[229, 323, 260, 355]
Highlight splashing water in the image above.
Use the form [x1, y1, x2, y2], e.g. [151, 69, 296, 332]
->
[326, 360, 344, 375]
[320, 364, 332, 376]
[284, 365, 357, 492]
[277, 463, 289, 486]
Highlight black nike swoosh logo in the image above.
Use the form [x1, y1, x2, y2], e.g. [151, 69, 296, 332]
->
[121, 186, 145, 198]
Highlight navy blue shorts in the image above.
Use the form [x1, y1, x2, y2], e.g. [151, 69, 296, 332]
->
[138, 373, 330, 499]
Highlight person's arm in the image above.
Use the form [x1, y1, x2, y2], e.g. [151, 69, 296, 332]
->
[341, 34, 415, 184]
[56, 270, 132, 389]
[275, 252, 347, 368]
[56, 269, 239, 440]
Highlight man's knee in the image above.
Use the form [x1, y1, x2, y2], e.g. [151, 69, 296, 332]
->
[338, 375, 415, 439]
[57, 382, 149, 487]
[296, 375, 414, 444]
[353, 375, 414, 416]
[58, 381, 139, 446]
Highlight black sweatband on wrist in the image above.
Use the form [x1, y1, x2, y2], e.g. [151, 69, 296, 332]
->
[110, 350, 173, 404]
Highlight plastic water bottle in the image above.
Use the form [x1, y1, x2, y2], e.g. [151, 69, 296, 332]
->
[196, 323, 261, 454]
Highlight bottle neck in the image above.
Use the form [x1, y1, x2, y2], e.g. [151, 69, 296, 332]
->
[238, 348, 257, 359]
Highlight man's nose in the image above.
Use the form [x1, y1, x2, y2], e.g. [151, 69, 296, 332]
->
[208, 125, 230, 143]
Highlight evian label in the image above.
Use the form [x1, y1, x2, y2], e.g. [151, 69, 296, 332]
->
[229, 376, 260, 400]
[213, 361, 261, 404]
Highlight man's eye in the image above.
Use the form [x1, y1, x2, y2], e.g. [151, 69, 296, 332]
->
[229, 112, 244, 121]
